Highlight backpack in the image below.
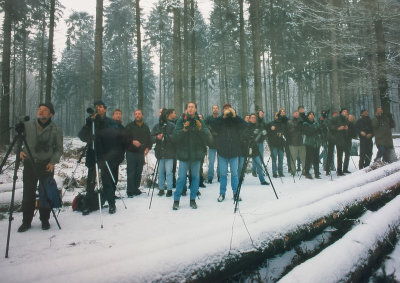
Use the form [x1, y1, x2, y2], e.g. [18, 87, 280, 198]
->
[39, 176, 62, 209]
[72, 193, 86, 211]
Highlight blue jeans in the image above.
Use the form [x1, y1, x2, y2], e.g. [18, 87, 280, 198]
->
[271, 147, 284, 176]
[174, 160, 200, 201]
[252, 142, 264, 173]
[158, 159, 174, 190]
[253, 156, 266, 183]
[218, 156, 239, 195]
[208, 148, 219, 180]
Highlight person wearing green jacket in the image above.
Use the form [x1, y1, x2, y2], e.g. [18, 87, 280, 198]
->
[18, 103, 63, 232]
[303, 112, 322, 179]
[172, 102, 211, 210]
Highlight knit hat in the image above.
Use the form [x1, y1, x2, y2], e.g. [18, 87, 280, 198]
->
[39, 102, 55, 115]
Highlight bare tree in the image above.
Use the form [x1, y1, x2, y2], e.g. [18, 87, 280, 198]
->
[93, 0, 103, 101]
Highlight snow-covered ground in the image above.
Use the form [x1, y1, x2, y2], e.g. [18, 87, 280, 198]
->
[0, 137, 399, 282]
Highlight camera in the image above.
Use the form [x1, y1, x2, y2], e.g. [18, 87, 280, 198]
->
[321, 110, 330, 119]
[253, 128, 267, 143]
[87, 107, 95, 115]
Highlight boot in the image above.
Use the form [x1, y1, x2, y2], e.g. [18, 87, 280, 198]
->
[305, 173, 313, 179]
[41, 220, 50, 230]
[166, 190, 172, 197]
[17, 222, 31, 233]
[172, 201, 179, 210]
[190, 199, 197, 209]
[217, 194, 225, 202]
[158, 189, 165, 196]
[109, 203, 116, 214]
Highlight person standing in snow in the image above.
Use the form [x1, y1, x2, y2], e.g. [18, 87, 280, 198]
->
[78, 101, 121, 215]
[151, 109, 176, 197]
[18, 103, 63, 232]
[286, 110, 306, 176]
[303, 111, 322, 179]
[204, 104, 220, 184]
[209, 103, 247, 202]
[266, 112, 286, 178]
[355, 109, 373, 169]
[330, 108, 350, 176]
[372, 107, 396, 163]
[124, 109, 152, 197]
[171, 102, 211, 210]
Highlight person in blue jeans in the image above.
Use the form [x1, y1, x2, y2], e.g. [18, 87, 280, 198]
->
[242, 114, 270, 185]
[171, 102, 211, 210]
[205, 105, 220, 183]
[267, 112, 285, 177]
[210, 103, 247, 202]
[151, 109, 176, 197]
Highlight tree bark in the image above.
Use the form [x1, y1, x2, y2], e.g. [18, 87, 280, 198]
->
[136, 0, 144, 109]
[239, 0, 248, 115]
[93, 0, 103, 101]
[190, 0, 195, 101]
[45, 0, 55, 103]
[0, 0, 12, 145]
[173, 7, 182, 113]
[250, 0, 262, 111]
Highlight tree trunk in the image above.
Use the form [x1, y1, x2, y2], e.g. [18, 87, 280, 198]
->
[136, 0, 144, 109]
[239, 0, 248, 115]
[39, 13, 46, 104]
[45, 0, 55, 103]
[329, 0, 340, 110]
[93, 0, 103, 101]
[22, 20, 27, 115]
[0, 0, 12, 145]
[250, 0, 262, 111]
[183, 0, 189, 103]
[173, 7, 182, 114]
[374, 18, 390, 114]
[190, 0, 195, 102]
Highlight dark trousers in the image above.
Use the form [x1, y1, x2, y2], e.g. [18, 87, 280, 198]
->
[22, 160, 51, 224]
[326, 142, 335, 172]
[359, 139, 373, 169]
[126, 151, 145, 195]
[305, 146, 320, 175]
[337, 145, 350, 173]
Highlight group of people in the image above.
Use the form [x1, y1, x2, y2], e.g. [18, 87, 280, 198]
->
[16, 100, 396, 232]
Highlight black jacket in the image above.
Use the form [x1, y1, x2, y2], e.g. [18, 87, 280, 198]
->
[151, 120, 176, 159]
[210, 115, 247, 159]
[266, 119, 285, 149]
[78, 115, 120, 168]
[286, 117, 303, 146]
[124, 120, 152, 154]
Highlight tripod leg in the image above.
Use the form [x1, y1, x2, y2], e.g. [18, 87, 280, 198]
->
[5, 137, 23, 258]
[94, 163, 103, 229]
[149, 158, 161, 209]
[234, 155, 249, 213]
[105, 161, 127, 209]
[260, 157, 279, 200]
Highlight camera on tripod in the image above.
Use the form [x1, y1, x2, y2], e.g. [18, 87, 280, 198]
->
[15, 116, 30, 134]
[253, 128, 267, 143]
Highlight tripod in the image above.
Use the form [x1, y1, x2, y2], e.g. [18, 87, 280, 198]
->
[234, 139, 279, 213]
[0, 121, 61, 258]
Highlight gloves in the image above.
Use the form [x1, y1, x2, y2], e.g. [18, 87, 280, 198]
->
[183, 121, 190, 132]
[195, 120, 202, 131]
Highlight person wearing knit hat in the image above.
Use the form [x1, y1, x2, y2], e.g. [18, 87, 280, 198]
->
[17, 103, 63, 232]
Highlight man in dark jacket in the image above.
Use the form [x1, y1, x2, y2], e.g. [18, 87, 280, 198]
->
[210, 103, 247, 202]
[287, 110, 306, 176]
[330, 108, 350, 176]
[124, 109, 152, 197]
[204, 104, 220, 184]
[325, 111, 339, 175]
[111, 109, 126, 191]
[372, 107, 396, 163]
[252, 109, 266, 176]
[151, 109, 176, 197]
[17, 103, 63, 232]
[172, 102, 211, 210]
[355, 109, 373, 169]
[78, 101, 120, 215]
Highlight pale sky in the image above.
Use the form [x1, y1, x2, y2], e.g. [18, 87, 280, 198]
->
[54, 0, 213, 60]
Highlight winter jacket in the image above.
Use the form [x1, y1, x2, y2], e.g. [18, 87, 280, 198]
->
[266, 119, 285, 149]
[303, 119, 322, 148]
[210, 115, 247, 159]
[78, 115, 120, 167]
[372, 114, 395, 148]
[286, 118, 303, 146]
[330, 115, 350, 148]
[22, 118, 63, 164]
[151, 120, 176, 159]
[204, 114, 219, 148]
[241, 122, 266, 157]
[172, 113, 211, 162]
[124, 120, 152, 154]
